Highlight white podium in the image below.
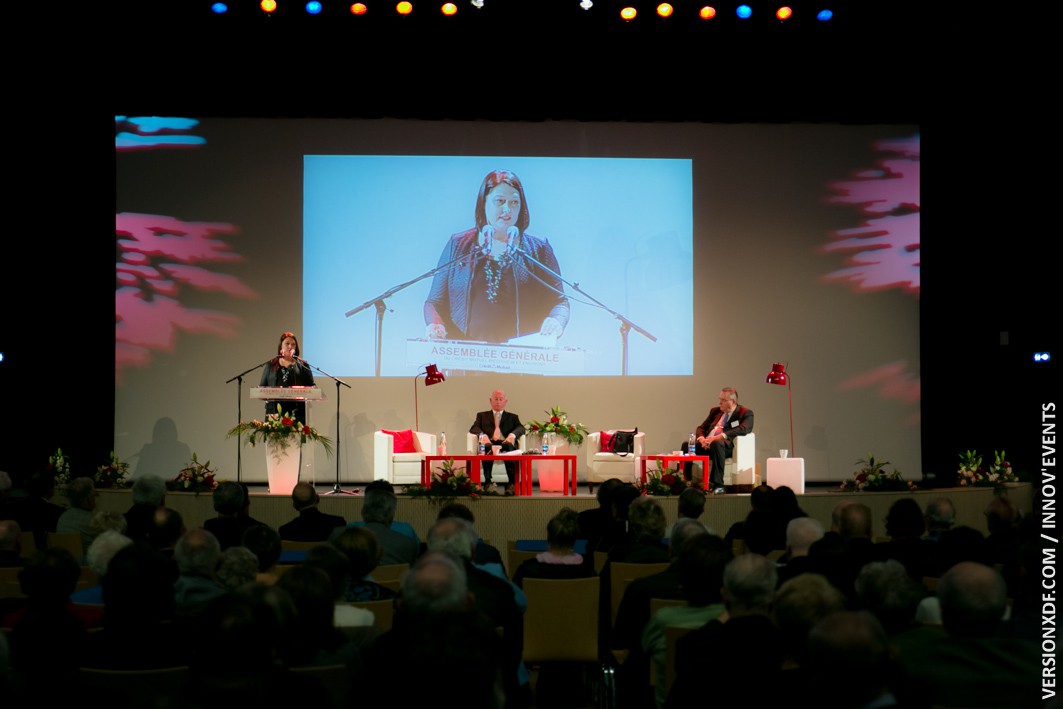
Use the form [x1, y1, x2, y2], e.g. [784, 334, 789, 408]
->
[766, 457, 805, 494]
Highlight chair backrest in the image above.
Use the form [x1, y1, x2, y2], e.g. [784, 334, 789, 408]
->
[18, 531, 37, 559]
[522, 576, 600, 664]
[663, 625, 695, 695]
[46, 532, 85, 559]
[374, 430, 435, 484]
[349, 598, 395, 632]
[506, 540, 541, 579]
[372, 563, 409, 593]
[291, 663, 351, 709]
[280, 539, 322, 553]
[609, 562, 670, 627]
[0, 566, 24, 599]
[76, 665, 190, 705]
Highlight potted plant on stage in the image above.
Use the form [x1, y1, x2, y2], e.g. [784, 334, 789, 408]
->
[402, 458, 503, 503]
[638, 459, 690, 497]
[956, 449, 1018, 491]
[170, 453, 219, 494]
[838, 453, 918, 492]
[227, 405, 333, 496]
[526, 405, 589, 493]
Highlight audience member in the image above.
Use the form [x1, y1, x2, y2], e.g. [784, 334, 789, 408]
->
[640, 533, 733, 709]
[215, 545, 260, 591]
[123, 475, 167, 544]
[897, 561, 1039, 708]
[19, 470, 65, 549]
[79, 543, 189, 670]
[611, 517, 708, 656]
[242, 523, 284, 585]
[853, 559, 941, 662]
[512, 507, 595, 587]
[88, 509, 127, 537]
[667, 551, 783, 709]
[358, 483, 419, 565]
[426, 516, 524, 705]
[773, 572, 848, 672]
[983, 493, 1022, 596]
[204, 480, 264, 549]
[278, 482, 346, 541]
[304, 542, 375, 631]
[723, 482, 774, 548]
[878, 496, 930, 581]
[435, 501, 503, 567]
[805, 610, 901, 709]
[810, 501, 884, 601]
[6, 548, 88, 699]
[55, 475, 98, 553]
[922, 497, 956, 541]
[0, 519, 23, 567]
[147, 505, 186, 555]
[173, 527, 227, 622]
[70, 529, 134, 604]
[344, 479, 422, 545]
[578, 477, 625, 556]
[185, 581, 333, 708]
[364, 551, 507, 709]
[275, 562, 367, 681]
[594, 482, 642, 555]
[600, 495, 669, 645]
[664, 487, 707, 538]
[776, 515, 826, 586]
[331, 525, 398, 602]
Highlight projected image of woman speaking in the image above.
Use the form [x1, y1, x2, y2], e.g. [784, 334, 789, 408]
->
[423, 169, 570, 344]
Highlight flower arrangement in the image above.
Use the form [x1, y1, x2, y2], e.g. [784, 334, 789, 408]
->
[169, 452, 219, 493]
[227, 405, 334, 457]
[527, 405, 590, 447]
[95, 450, 130, 489]
[638, 459, 690, 496]
[48, 447, 72, 486]
[956, 449, 1018, 489]
[401, 458, 503, 502]
[839, 453, 917, 492]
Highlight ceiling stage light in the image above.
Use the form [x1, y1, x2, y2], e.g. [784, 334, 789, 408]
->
[260, 0, 277, 13]
[350, 2, 367, 13]
[397, 1, 413, 13]
[775, 5, 792, 20]
[736, 4, 752, 18]
[699, 5, 716, 19]
[306, 1, 323, 13]
[620, 6, 637, 20]
[442, 2, 457, 14]
[657, 3, 673, 17]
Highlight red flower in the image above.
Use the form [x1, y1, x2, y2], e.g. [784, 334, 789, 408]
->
[302, 425, 312, 435]
[281, 417, 293, 426]
[550, 416, 560, 424]
[662, 473, 677, 487]
[568, 425, 575, 432]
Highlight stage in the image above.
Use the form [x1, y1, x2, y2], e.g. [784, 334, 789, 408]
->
[85, 483, 1033, 550]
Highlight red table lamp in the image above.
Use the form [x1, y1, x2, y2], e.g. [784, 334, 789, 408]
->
[765, 362, 794, 456]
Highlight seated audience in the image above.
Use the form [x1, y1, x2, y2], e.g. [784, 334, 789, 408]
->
[577, 477, 625, 557]
[772, 571, 848, 699]
[242, 523, 284, 585]
[805, 610, 901, 709]
[434, 501, 503, 568]
[0, 519, 23, 567]
[664, 486, 707, 538]
[215, 545, 260, 591]
[512, 507, 595, 588]
[303, 542, 375, 631]
[204, 480, 264, 550]
[20, 471, 66, 550]
[55, 475, 98, 554]
[344, 479, 421, 545]
[278, 482, 346, 542]
[356, 483, 418, 566]
[124, 475, 167, 544]
[173, 527, 227, 623]
[70, 529, 134, 605]
[331, 525, 398, 602]
[775, 515, 826, 587]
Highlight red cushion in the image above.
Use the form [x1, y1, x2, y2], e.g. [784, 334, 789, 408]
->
[382, 429, 417, 453]
[600, 431, 614, 452]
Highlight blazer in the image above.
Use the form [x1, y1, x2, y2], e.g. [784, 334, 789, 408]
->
[695, 405, 754, 442]
[469, 410, 525, 443]
[278, 507, 347, 542]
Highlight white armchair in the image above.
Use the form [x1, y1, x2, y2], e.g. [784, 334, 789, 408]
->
[584, 430, 645, 494]
[374, 430, 437, 485]
[723, 432, 757, 490]
[465, 433, 526, 484]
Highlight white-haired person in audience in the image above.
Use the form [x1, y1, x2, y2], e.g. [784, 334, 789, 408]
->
[55, 476, 98, 555]
[70, 529, 134, 605]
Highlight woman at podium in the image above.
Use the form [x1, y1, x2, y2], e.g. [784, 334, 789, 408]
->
[423, 169, 570, 344]
[259, 331, 315, 423]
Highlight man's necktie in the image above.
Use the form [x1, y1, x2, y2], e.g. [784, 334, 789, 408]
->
[493, 412, 502, 440]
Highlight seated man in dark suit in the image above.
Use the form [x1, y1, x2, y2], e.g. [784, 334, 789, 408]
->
[469, 389, 524, 485]
[204, 481, 264, 550]
[277, 482, 346, 542]
[681, 386, 754, 494]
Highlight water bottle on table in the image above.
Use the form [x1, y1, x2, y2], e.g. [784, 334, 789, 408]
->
[688, 432, 696, 455]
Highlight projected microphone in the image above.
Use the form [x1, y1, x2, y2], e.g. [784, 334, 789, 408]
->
[506, 226, 519, 255]
[479, 225, 495, 257]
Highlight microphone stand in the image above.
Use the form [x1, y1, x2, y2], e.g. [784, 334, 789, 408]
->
[299, 359, 355, 496]
[513, 246, 656, 376]
[344, 251, 470, 377]
[225, 357, 275, 482]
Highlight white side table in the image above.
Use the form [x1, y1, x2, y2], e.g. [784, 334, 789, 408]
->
[766, 457, 805, 494]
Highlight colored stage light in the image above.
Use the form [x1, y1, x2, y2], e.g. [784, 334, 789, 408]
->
[351, 3, 367, 13]
[775, 5, 792, 20]
[397, 1, 412, 13]
[306, 1, 322, 13]
[699, 6, 716, 19]
[260, 0, 277, 12]
[657, 3, 673, 17]
[736, 4, 751, 18]
[1034, 352, 1052, 363]
[211, 2, 229, 13]
[620, 6, 636, 20]
[442, 2, 457, 14]
[816, 9, 833, 21]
